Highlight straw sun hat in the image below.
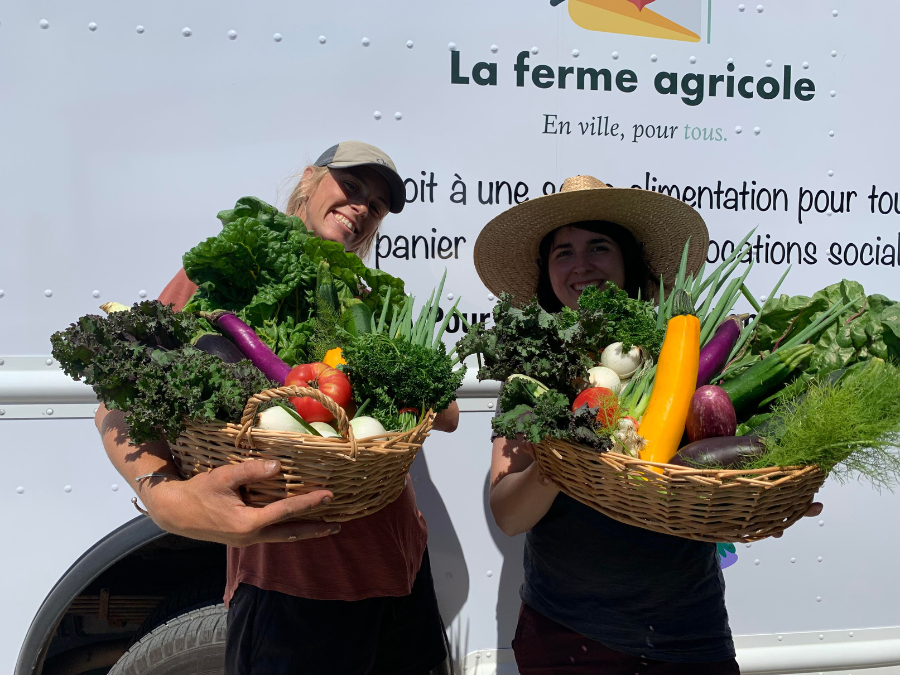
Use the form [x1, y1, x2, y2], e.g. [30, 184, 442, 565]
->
[473, 175, 709, 305]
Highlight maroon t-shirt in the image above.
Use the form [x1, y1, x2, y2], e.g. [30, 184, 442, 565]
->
[158, 269, 429, 602]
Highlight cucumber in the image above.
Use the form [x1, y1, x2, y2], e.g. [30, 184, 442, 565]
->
[720, 343, 814, 416]
[340, 299, 374, 337]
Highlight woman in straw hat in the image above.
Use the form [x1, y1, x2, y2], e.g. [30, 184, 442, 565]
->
[475, 175, 822, 674]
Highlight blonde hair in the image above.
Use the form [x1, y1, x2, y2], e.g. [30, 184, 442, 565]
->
[283, 165, 381, 260]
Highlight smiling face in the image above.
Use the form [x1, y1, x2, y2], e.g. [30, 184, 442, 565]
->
[546, 225, 627, 310]
[296, 166, 391, 253]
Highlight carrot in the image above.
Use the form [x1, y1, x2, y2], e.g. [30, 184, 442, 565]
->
[638, 290, 700, 469]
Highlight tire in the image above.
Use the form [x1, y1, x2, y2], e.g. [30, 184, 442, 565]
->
[108, 605, 226, 675]
[133, 576, 226, 642]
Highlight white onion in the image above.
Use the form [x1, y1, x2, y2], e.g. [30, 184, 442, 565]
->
[349, 416, 389, 439]
[587, 366, 621, 393]
[255, 406, 307, 433]
[600, 342, 643, 379]
[310, 421, 340, 437]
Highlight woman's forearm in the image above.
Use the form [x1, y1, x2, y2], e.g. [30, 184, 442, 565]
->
[490, 462, 559, 536]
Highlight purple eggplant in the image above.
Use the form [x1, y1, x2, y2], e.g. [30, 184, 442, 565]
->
[686, 385, 737, 443]
[670, 435, 765, 469]
[204, 310, 291, 384]
[698, 315, 744, 386]
[193, 333, 245, 364]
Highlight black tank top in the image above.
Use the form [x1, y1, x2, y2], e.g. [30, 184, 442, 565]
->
[521, 493, 735, 663]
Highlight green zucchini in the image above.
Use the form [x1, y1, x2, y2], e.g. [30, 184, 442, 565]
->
[720, 343, 814, 415]
[316, 261, 339, 315]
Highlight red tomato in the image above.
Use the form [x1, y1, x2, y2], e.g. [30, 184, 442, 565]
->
[284, 362, 352, 423]
[572, 387, 620, 427]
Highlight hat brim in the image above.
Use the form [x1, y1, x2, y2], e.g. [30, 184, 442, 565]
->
[473, 187, 709, 306]
[326, 160, 406, 214]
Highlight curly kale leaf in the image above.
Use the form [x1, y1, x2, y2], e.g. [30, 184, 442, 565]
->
[50, 301, 275, 444]
[492, 387, 611, 451]
[181, 196, 406, 365]
[341, 332, 466, 430]
[578, 284, 665, 358]
[455, 293, 592, 396]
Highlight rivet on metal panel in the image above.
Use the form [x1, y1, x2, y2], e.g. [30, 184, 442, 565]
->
[92, 290, 101, 298]
[818, 634, 824, 640]
[745, 543, 752, 548]
[531, 46, 539, 55]
[45, 358, 53, 366]
[832, 10, 838, 17]
[361, 37, 370, 47]
[830, 90, 836, 97]
[777, 635, 783, 641]
[849, 632, 854, 637]
[689, 56, 697, 64]
[735, 126, 743, 134]
[395, 112, 403, 120]
[816, 596, 822, 602]
[487, 402, 495, 409]
[790, 557, 796, 563]
[487, 570, 493, 576]
[89, 22, 97, 32]
[753, 127, 761, 135]
[765, 60, 772, 67]
[46, 408, 54, 415]
[0, 290, 4, 297]
[228, 30, 237, 40]
[572, 49, 580, 58]
[486, 652, 492, 658]
[407, 40, 414, 49]
[373, 111, 382, 120]
[112, 484, 119, 491]
[136, 26, 145, 34]
[756, 5, 764, 13]
[727, 57, 734, 64]
[94, 408, 99, 414]
[318, 35, 327, 44]
[650, 54, 657, 62]
[612, 51, 620, 60]
[447, 293, 454, 300]
[448, 42, 457, 51]
[274, 33, 283, 42]
[139, 290, 148, 298]
[828, 170, 834, 177]
[818, 519, 825, 526]
[488, 293, 495, 301]
[182, 27, 192, 37]
[802, 62, 810, 69]
[754, 559, 760, 565]
[17, 486, 24, 494]
[0, 410, 6, 416]
[760, 295, 767, 302]
[64, 485, 72, 493]
[829, 130, 834, 137]
[0, 359, 4, 366]
[40, 19, 49, 29]
[738, 4, 745, 12]
[491, 45, 499, 53]
[45, 289, 53, 297]
[831, 50, 837, 57]
[818, 556, 823, 562]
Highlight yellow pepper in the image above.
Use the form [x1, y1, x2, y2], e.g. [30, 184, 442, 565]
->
[323, 347, 347, 369]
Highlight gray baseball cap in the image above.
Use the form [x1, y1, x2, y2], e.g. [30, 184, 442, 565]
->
[314, 141, 406, 214]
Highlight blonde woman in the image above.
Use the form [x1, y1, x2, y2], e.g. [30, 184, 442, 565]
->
[96, 141, 456, 674]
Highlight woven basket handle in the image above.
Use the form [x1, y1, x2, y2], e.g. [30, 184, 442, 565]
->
[236, 386, 355, 453]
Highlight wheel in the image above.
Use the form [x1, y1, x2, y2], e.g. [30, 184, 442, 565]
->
[133, 576, 226, 642]
[108, 605, 226, 675]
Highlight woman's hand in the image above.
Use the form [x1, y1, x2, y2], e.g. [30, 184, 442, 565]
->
[141, 460, 339, 547]
[772, 501, 824, 538]
[489, 437, 559, 536]
[432, 401, 460, 433]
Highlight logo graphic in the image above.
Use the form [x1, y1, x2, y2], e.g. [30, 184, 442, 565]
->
[716, 542, 739, 569]
[552, 0, 707, 43]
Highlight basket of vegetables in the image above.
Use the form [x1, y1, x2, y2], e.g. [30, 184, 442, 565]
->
[51, 197, 466, 522]
[459, 232, 900, 542]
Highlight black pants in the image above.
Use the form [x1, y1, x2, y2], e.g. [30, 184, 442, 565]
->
[225, 548, 448, 675]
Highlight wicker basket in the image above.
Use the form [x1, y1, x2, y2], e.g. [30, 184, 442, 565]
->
[168, 385, 434, 522]
[534, 439, 826, 543]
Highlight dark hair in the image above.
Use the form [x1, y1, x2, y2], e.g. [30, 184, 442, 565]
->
[535, 221, 655, 312]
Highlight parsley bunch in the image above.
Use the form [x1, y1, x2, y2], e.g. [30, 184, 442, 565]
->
[578, 284, 665, 358]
